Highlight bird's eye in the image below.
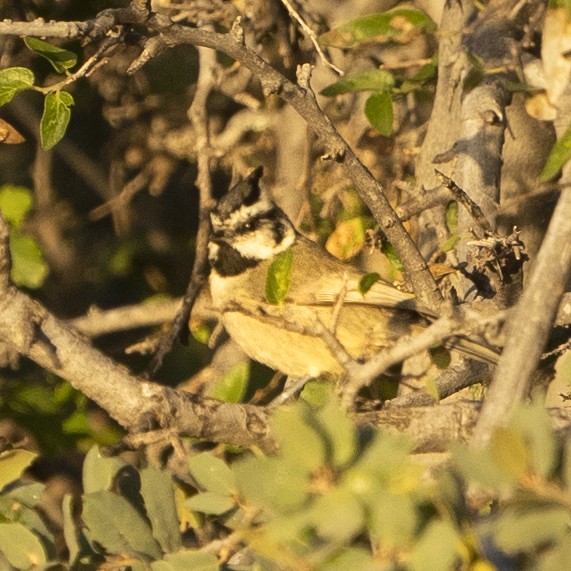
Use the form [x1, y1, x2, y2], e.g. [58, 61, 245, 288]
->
[243, 222, 252, 231]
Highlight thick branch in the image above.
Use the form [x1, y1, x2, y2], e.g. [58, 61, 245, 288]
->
[472, 88, 571, 447]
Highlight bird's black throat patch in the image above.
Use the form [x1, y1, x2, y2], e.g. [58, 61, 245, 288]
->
[210, 240, 261, 276]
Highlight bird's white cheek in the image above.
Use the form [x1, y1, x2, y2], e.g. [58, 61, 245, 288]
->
[234, 239, 279, 259]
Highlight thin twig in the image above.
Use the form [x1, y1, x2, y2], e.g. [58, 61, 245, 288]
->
[435, 170, 494, 233]
[38, 34, 122, 93]
[149, 39, 217, 375]
[278, 0, 344, 76]
[340, 310, 505, 410]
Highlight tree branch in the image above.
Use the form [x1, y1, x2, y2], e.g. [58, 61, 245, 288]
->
[472, 88, 571, 447]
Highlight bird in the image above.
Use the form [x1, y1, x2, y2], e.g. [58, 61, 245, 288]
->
[207, 167, 499, 379]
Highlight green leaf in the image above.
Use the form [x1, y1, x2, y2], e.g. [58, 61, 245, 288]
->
[187, 452, 237, 496]
[40, 90, 74, 150]
[210, 361, 249, 403]
[82, 489, 162, 559]
[0, 484, 51, 540]
[62, 494, 90, 565]
[299, 380, 332, 407]
[186, 491, 236, 515]
[5, 483, 44, 508]
[320, 548, 378, 571]
[260, 509, 314, 548]
[354, 431, 413, 479]
[315, 396, 357, 467]
[24, 37, 77, 73]
[0, 67, 35, 106]
[82, 445, 126, 494]
[369, 491, 418, 548]
[423, 376, 440, 401]
[445, 201, 458, 234]
[493, 505, 570, 554]
[189, 321, 212, 344]
[0, 522, 47, 569]
[490, 427, 528, 483]
[359, 272, 381, 295]
[381, 239, 404, 273]
[409, 519, 460, 571]
[10, 230, 49, 289]
[325, 216, 370, 261]
[234, 455, 309, 513]
[509, 401, 556, 478]
[440, 235, 461, 252]
[272, 403, 326, 473]
[365, 92, 394, 136]
[540, 122, 571, 181]
[151, 550, 219, 571]
[140, 467, 182, 554]
[0, 449, 37, 490]
[310, 487, 364, 542]
[62, 410, 90, 435]
[265, 247, 293, 304]
[0, 185, 33, 228]
[399, 59, 438, 93]
[452, 444, 515, 489]
[320, 8, 436, 48]
[320, 69, 395, 96]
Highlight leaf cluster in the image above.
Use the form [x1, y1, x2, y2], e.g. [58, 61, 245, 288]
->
[0, 38, 76, 150]
[319, 8, 437, 136]
[2, 392, 571, 570]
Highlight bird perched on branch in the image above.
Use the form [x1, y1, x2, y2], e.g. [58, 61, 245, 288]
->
[208, 167, 499, 378]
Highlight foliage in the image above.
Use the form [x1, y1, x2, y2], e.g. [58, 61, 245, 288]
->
[0, 185, 48, 288]
[541, 121, 571, 181]
[265, 247, 294, 305]
[0, 37, 78, 149]
[1, 395, 571, 569]
[320, 8, 437, 136]
[0, 1, 568, 571]
[0, 375, 122, 455]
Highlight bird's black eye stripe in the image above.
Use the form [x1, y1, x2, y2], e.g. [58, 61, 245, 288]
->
[236, 218, 260, 234]
[235, 207, 282, 235]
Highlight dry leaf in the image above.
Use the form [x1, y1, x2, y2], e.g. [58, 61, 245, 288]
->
[0, 117, 25, 144]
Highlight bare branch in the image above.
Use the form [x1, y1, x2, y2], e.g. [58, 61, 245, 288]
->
[278, 0, 343, 76]
[472, 89, 571, 447]
[149, 38, 217, 374]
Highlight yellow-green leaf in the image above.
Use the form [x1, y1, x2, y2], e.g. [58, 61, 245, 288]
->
[320, 8, 436, 49]
[490, 427, 528, 482]
[365, 91, 394, 136]
[320, 69, 394, 96]
[0, 449, 37, 490]
[0, 185, 33, 228]
[265, 247, 293, 305]
[40, 90, 74, 150]
[210, 361, 249, 403]
[0, 67, 35, 106]
[0, 523, 47, 568]
[359, 272, 381, 295]
[540, 122, 571, 181]
[9, 231, 49, 289]
[188, 452, 237, 496]
[325, 216, 369, 261]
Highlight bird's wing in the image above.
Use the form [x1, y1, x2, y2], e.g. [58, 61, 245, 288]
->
[309, 275, 422, 311]
[287, 237, 425, 312]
